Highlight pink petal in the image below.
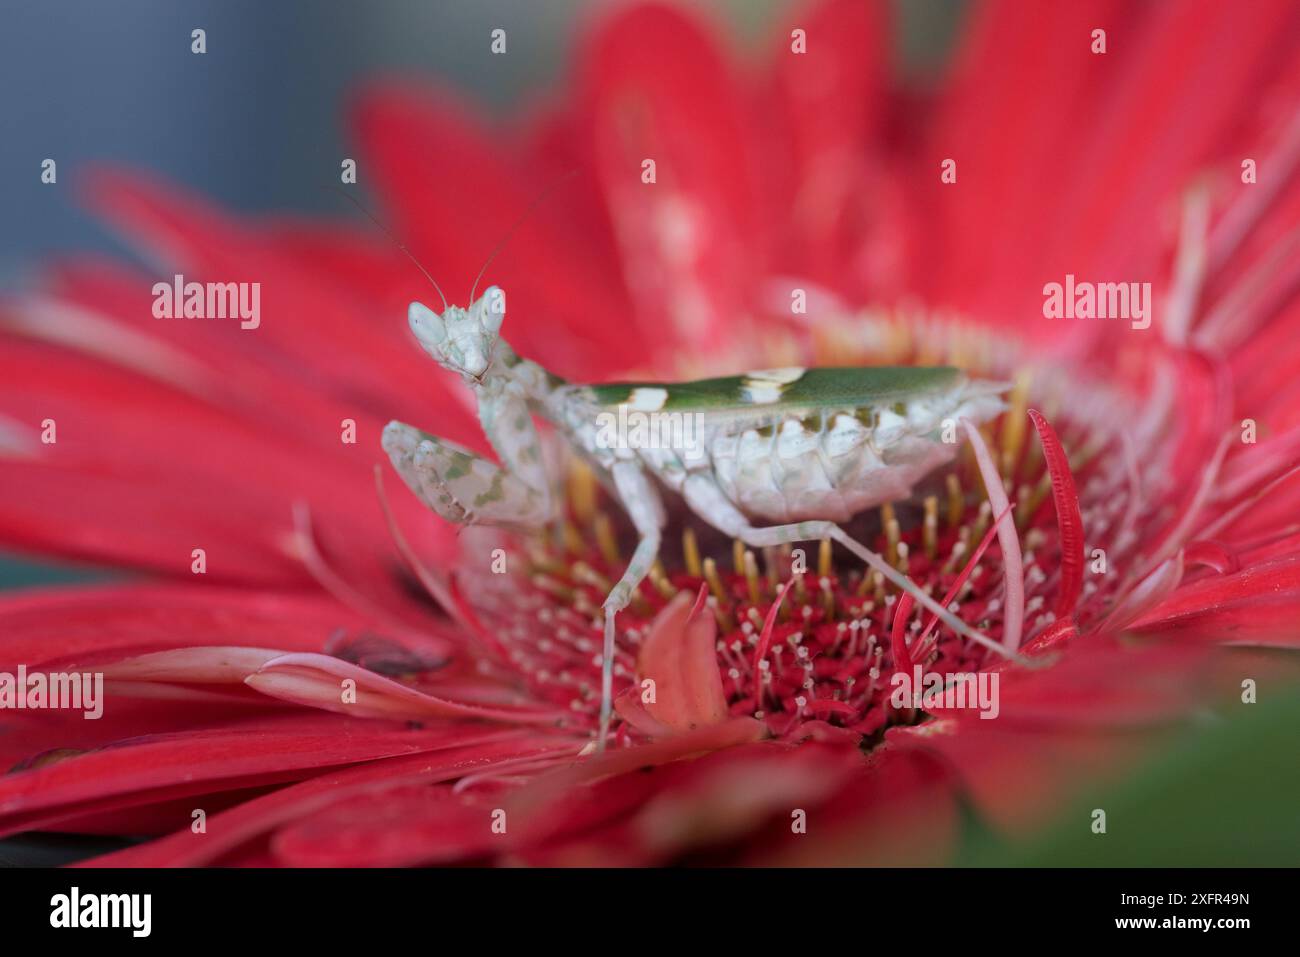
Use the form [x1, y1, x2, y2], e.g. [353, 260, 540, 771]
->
[245, 652, 565, 724]
[635, 589, 729, 733]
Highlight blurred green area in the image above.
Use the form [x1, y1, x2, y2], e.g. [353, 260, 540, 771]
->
[0, 552, 114, 589]
[956, 682, 1300, 866]
[719, 0, 966, 74]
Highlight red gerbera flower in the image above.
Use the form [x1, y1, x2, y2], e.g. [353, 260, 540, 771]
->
[2, 0, 1300, 867]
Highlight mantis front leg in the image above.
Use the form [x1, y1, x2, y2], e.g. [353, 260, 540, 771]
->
[382, 422, 555, 530]
[387, 415, 664, 748]
[384, 382, 558, 530]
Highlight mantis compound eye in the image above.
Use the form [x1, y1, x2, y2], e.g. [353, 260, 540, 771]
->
[477, 285, 506, 335]
[408, 301, 447, 352]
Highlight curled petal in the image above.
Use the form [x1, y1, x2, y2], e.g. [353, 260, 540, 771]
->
[889, 591, 916, 673]
[1027, 409, 1085, 616]
[246, 653, 564, 725]
[963, 418, 1025, 652]
[1184, 539, 1240, 574]
[100, 647, 286, 684]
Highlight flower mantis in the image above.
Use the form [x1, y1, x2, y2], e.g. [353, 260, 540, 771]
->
[384, 287, 1008, 749]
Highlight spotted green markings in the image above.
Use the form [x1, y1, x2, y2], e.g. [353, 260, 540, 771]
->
[408, 433, 508, 507]
[589, 366, 963, 413]
[438, 446, 474, 480]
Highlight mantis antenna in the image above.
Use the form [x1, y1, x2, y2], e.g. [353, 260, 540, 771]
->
[468, 168, 578, 306]
[324, 185, 448, 311]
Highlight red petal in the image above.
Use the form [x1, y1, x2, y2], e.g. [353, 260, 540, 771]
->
[889, 591, 916, 673]
[0, 326, 458, 595]
[1130, 556, 1300, 646]
[0, 715, 503, 838]
[577, 2, 763, 354]
[0, 584, 369, 667]
[269, 784, 500, 867]
[1184, 539, 1240, 575]
[1027, 409, 1085, 616]
[245, 653, 566, 725]
[760, 0, 891, 291]
[635, 588, 729, 733]
[79, 734, 559, 865]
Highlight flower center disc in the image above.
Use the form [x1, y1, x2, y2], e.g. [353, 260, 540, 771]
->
[457, 369, 1123, 744]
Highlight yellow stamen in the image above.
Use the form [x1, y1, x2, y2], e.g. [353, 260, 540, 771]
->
[923, 495, 938, 560]
[567, 460, 597, 524]
[881, 501, 901, 568]
[765, 546, 783, 591]
[648, 561, 677, 600]
[562, 521, 584, 556]
[818, 537, 833, 578]
[970, 502, 991, 548]
[703, 557, 727, 605]
[571, 561, 611, 593]
[946, 473, 964, 529]
[682, 528, 702, 578]
[854, 569, 872, 597]
[743, 550, 762, 605]
[1000, 370, 1032, 481]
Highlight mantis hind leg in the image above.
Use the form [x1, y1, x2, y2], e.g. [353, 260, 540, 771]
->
[382, 421, 555, 530]
[680, 475, 1005, 655]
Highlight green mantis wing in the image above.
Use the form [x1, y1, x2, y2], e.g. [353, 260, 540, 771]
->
[587, 365, 965, 415]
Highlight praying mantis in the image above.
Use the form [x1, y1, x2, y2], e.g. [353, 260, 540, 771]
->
[382, 286, 1009, 749]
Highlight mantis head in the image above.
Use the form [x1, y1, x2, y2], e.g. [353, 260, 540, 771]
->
[408, 285, 506, 384]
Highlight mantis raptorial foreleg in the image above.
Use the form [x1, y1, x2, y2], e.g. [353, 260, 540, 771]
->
[384, 377, 559, 530]
[475, 384, 553, 500]
[598, 460, 665, 748]
[385, 418, 668, 751]
[680, 475, 1008, 657]
[382, 422, 555, 530]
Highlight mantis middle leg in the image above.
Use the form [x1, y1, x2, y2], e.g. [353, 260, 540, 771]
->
[596, 460, 665, 750]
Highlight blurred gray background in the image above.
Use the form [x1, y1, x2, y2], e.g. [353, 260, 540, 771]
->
[0, 0, 963, 588]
